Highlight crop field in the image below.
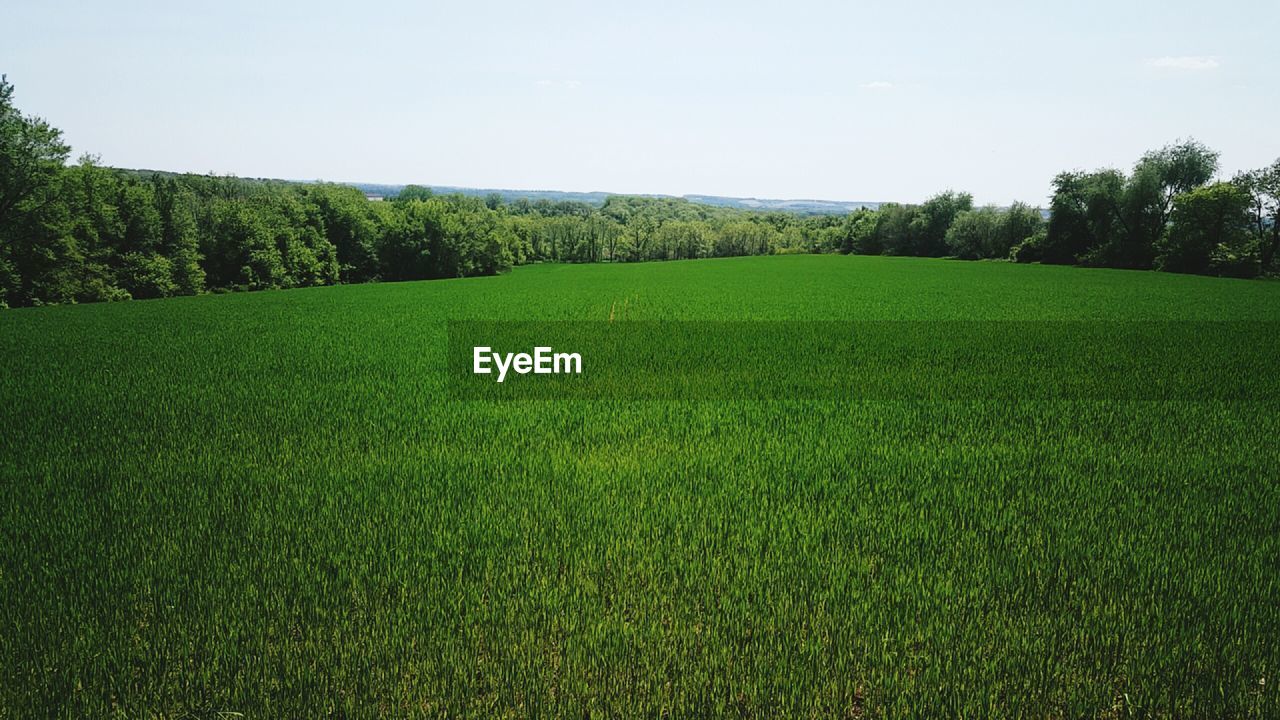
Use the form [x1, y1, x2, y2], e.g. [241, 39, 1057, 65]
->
[2, 254, 1279, 718]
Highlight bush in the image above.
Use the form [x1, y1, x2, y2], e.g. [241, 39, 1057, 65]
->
[1010, 229, 1047, 263]
[120, 252, 178, 299]
[1209, 241, 1261, 278]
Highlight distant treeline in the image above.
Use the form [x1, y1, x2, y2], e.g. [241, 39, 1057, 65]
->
[2, 76, 1278, 307]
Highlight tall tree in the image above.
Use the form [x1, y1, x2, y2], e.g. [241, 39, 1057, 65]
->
[1235, 160, 1280, 272]
[999, 202, 1045, 259]
[1157, 182, 1254, 275]
[0, 76, 69, 234]
[1107, 139, 1220, 268]
[0, 76, 71, 306]
[155, 179, 206, 295]
[909, 191, 973, 257]
[1135, 139, 1221, 233]
[945, 207, 1001, 260]
[1042, 170, 1126, 264]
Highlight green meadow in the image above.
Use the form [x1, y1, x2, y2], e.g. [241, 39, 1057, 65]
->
[2, 254, 1278, 718]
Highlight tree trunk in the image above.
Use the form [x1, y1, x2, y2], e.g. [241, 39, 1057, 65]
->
[1264, 219, 1280, 272]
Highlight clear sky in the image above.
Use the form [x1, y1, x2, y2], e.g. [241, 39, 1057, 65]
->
[4, 0, 1277, 205]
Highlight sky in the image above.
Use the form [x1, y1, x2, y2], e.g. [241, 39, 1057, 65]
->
[4, 0, 1278, 206]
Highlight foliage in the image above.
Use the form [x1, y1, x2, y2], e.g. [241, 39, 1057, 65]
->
[1041, 141, 1222, 270]
[1042, 170, 1126, 265]
[945, 207, 1002, 260]
[944, 203, 1042, 261]
[2, 77, 1278, 309]
[1235, 160, 1280, 273]
[1010, 228, 1048, 263]
[1157, 182, 1255, 275]
[0, 75, 71, 306]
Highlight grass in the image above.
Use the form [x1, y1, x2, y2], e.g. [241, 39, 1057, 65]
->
[2, 254, 1278, 718]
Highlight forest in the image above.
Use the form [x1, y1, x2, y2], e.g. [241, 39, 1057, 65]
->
[2, 75, 1278, 308]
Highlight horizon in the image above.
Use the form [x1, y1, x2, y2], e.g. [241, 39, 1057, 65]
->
[4, 0, 1279, 206]
[122, 166, 895, 208]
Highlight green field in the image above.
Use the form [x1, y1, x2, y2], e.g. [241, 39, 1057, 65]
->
[2, 254, 1279, 718]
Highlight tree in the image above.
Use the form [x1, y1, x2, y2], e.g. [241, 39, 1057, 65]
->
[203, 200, 284, 289]
[0, 76, 70, 238]
[944, 204, 1042, 261]
[945, 207, 1001, 260]
[999, 202, 1045, 259]
[114, 177, 172, 297]
[308, 184, 381, 282]
[268, 192, 338, 288]
[0, 76, 72, 306]
[838, 209, 879, 255]
[910, 191, 973, 257]
[1092, 140, 1218, 269]
[714, 220, 776, 258]
[873, 203, 920, 256]
[155, 180, 205, 295]
[396, 185, 434, 201]
[1235, 160, 1280, 272]
[1042, 170, 1125, 264]
[59, 156, 131, 302]
[656, 220, 711, 260]
[1135, 139, 1220, 233]
[1040, 141, 1219, 270]
[1157, 182, 1254, 275]
[1010, 228, 1048, 263]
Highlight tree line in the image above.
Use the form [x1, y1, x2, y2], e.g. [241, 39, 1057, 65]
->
[2, 76, 1277, 307]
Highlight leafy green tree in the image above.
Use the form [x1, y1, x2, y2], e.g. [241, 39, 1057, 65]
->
[1041, 141, 1218, 270]
[945, 207, 1002, 260]
[119, 251, 177, 298]
[789, 214, 843, 254]
[430, 198, 514, 276]
[117, 178, 162, 254]
[1010, 228, 1048, 263]
[1088, 140, 1218, 269]
[1235, 160, 1280, 272]
[838, 209, 879, 254]
[625, 215, 659, 260]
[203, 200, 285, 289]
[656, 220, 711, 260]
[1135, 139, 1220, 232]
[155, 180, 205, 295]
[113, 178, 175, 297]
[59, 156, 133, 302]
[307, 184, 381, 282]
[942, 203, 1042, 261]
[1042, 170, 1126, 264]
[1157, 182, 1254, 276]
[0, 76, 72, 306]
[872, 203, 919, 256]
[0, 76, 69, 242]
[714, 220, 776, 257]
[909, 191, 973, 256]
[377, 199, 445, 280]
[999, 203, 1045, 259]
[396, 185, 434, 201]
[269, 193, 338, 288]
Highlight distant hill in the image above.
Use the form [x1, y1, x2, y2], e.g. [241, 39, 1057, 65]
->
[117, 170, 1048, 217]
[348, 183, 882, 215]
[682, 194, 880, 214]
[123, 170, 885, 215]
